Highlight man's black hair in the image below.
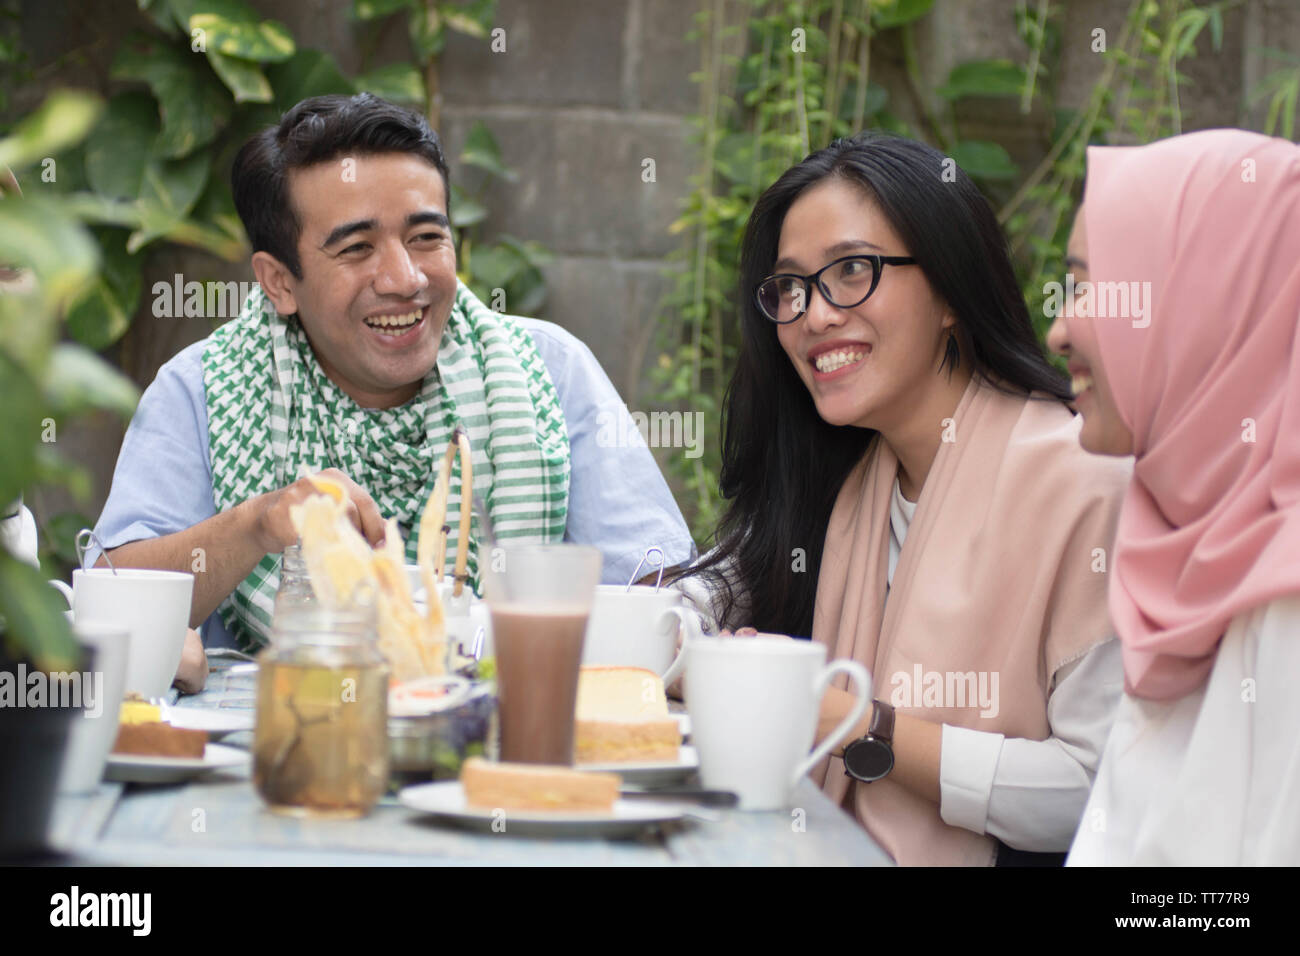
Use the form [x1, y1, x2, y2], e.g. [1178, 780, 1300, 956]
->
[231, 93, 451, 279]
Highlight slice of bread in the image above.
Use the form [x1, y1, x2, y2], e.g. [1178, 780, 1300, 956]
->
[460, 757, 620, 812]
[111, 698, 208, 758]
[112, 722, 208, 758]
[574, 666, 681, 764]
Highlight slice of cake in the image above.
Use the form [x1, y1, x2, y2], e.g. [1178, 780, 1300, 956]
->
[460, 757, 620, 812]
[574, 666, 682, 764]
[112, 699, 208, 759]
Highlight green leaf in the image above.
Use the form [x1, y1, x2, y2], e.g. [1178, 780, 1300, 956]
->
[449, 183, 487, 228]
[131, 149, 213, 251]
[460, 121, 517, 181]
[31, 447, 93, 509]
[138, 0, 182, 34]
[140, 149, 211, 220]
[61, 193, 142, 230]
[442, 0, 497, 38]
[948, 140, 1019, 181]
[0, 196, 100, 309]
[0, 89, 102, 172]
[43, 344, 140, 421]
[872, 0, 935, 30]
[84, 92, 159, 200]
[64, 230, 142, 351]
[840, 82, 889, 125]
[191, 174, 248, 248]
[170, 0, 295, 62]
[0, 352, 45, 509]
[42, 510, 95, 569]
[266, 49, 354, 113]
[206, 49, 273, 103]
[148, 217, 249, 261]
[353, 62, 426, 104]
[498, 234, 552, 269]
[352, 0, 414, 19]
[0, 550, 81, 672]
[1173, 9, 1207, 58]
[64, 279, 134, 352]
[938, 59, 1028, 100]
[409, 4, 445, 61]
[111, 36, 233, 158]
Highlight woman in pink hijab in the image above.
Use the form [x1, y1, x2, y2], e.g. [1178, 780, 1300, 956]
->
[1047, 128, 1300, 865]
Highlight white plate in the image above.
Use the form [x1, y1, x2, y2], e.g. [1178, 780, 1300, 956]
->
[163, 707, 254, 737]
[104, 743, 249, 784]
[578, 745, 699, 788]
[398, 781, 685, 837]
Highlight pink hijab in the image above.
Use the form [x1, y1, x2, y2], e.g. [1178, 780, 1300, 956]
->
[1083, 129, 1300, 700]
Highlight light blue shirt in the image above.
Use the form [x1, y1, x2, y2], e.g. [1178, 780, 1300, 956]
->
[92, 318, 697, 648]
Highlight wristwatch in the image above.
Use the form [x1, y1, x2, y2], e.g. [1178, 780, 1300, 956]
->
[843, 699, 895, 783]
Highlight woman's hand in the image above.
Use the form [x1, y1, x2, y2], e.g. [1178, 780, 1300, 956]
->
[172, 628, 209, 695]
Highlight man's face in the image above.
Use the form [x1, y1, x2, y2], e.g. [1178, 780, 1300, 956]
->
[274, 152, 458, 408]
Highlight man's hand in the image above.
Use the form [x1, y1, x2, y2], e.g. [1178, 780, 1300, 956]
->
[104, 467, 387, 630]
[173, 628, 208, 695]
[252, 468, 387, 552]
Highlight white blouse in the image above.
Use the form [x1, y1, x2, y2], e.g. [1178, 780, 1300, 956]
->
[1068, 593, 1300, 865]
[672, 482, 1125, 853]
[888, 477, 1124, 853]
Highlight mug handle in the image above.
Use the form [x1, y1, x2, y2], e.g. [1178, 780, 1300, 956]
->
[791, 659, 872, 786]
[658, 606, 704, 686]
[49, 579, 74, 609]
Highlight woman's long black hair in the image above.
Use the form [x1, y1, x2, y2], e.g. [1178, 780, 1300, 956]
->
[681, 132, 1072, 638]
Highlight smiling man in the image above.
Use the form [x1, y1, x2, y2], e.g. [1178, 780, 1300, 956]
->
[92, 93, 694, 653]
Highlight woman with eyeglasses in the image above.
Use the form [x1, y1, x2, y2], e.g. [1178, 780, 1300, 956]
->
[675, 133, 1132, 865]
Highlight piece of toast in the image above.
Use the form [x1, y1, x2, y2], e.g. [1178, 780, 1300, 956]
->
[460, 757, 620, 812]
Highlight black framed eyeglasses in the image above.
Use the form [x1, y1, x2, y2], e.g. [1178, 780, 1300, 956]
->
[755, 254, 918, 324]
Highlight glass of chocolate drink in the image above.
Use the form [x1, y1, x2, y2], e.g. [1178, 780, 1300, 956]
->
[483, 544, 603, 765]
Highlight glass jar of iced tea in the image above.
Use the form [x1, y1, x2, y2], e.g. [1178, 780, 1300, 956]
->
[253, 607, 389, 818]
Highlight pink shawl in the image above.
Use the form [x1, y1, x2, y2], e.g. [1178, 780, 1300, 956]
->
[1083, 130, 1300, 700]
[811, 378, 1130, 865]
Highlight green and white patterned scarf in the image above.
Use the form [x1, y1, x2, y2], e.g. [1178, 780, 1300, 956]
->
[202, 281, 570, 650]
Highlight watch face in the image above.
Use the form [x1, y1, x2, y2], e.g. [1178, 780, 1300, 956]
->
[845, 738, 894, 781]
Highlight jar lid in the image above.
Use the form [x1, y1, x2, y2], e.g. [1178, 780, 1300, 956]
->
[388, 675, 472, 717]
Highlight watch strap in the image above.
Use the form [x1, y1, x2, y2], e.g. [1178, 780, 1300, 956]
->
[868, 698, 895, 743]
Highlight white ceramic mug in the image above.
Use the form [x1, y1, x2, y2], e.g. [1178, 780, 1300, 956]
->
[685, 636, 871, 810]
[404, 566, 494, 660]
[50, 568, 194, 698]
[582, 585, 704, 685]
[55, 622, 129, 794]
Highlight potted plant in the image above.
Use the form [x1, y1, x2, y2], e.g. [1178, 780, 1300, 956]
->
[0, 90, 140, 859]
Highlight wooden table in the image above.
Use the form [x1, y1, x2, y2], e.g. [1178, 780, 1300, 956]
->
[46, 660, 893, 867]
